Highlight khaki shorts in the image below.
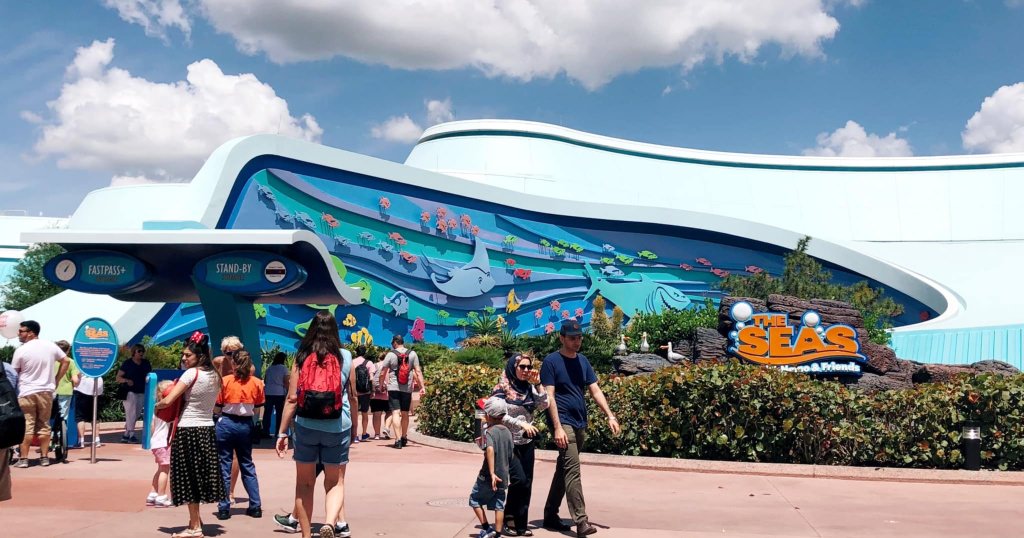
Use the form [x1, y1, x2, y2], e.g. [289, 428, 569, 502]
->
[19, 392, 54, 439]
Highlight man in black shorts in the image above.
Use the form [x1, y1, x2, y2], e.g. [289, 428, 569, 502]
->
[377, 335, 424, 449]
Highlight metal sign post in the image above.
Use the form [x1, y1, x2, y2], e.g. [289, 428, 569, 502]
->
[73, 318, 119, 465]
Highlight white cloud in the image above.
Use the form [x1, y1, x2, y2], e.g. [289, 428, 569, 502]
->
[803, 120, 913, 157]
[103, 0, 191, 41]
[117, 0, 848, 90]
[371, 98, 457, 144]
[29, 38, 322, 182]
[962, 82, 1024, 153]
[19, 111, 43, 124]
[426, 98, 454, 125]
[371, 115, 423, 144]
[110, 174, 164, 187]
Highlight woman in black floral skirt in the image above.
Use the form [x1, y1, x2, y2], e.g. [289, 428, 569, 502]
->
[156, 332, 225, 538]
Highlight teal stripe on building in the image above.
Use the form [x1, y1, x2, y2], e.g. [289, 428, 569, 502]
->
[891, 326, 1024, 369]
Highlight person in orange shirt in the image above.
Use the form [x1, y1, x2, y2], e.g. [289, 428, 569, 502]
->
[214, 350, 265, 520]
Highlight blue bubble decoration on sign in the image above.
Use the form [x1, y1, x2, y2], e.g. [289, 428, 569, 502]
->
[194, 250, 307, 296]
[44, 250, 151, 294]
[73, 317, 119, 378]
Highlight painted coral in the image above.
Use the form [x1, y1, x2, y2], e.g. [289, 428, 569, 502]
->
[513, 268, 532, 279]
[420, 211, 431, 223]
[545, 322, 555, 334]
[378, 197, 391, 210]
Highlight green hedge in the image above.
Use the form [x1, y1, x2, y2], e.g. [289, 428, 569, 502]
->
[418, 361, 1024, 470]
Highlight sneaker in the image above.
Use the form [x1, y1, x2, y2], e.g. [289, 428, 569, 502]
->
[353, 437, 360, 444]
[318, 524, 335, 538]
[146, 492, 158, 506]
[94, 440, 104, 448]
[14, 459, 28, 468]
[154, 495, 172, 508]
[382, 431, 391, 440]
[360, 433, 370, 441]
[477, 526, 497, 538]
[216, 508, 231, 520]
[39, 457, 50, 467]
[246, 507, 263, 518]
[334, 523, 351, 537]
[392, 439, 402, 449]
[128, 435, 139, 444]
[274, 514, 299, 534]
[120, 434, 131, 444]
[400, 437, 409, 447]
[373, 435, 380, 441]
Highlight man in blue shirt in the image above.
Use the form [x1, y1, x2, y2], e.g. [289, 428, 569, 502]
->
[539, 320, 620, 538]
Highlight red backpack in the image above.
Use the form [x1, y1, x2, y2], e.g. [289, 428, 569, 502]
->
[296, 352, 343, 419]
[395, 351, 412, 385]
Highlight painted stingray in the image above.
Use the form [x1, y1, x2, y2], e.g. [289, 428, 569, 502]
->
[421, 239, 495, 298]
[582, 263, 690, 316]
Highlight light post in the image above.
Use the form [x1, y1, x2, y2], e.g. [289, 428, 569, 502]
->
[962, 422, 981, 471]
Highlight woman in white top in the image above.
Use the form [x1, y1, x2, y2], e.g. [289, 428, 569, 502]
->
[156, 332, 226, 538]
[73, 370, 103, 448]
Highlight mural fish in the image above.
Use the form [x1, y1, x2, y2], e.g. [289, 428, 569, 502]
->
[600, 265, 625, 277]
[295, 211, 316, 230]
[422, 239, 495, 298]
[582, 263, 690, 316]
[506, 289, 522, 313]
[351, 279, 372, 303]
[383, 290, 410, 316]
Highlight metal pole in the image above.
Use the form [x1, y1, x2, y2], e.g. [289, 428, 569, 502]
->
[90, 377, 98, 464]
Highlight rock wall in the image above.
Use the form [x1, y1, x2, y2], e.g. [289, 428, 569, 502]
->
[613, 294, 1020, 390]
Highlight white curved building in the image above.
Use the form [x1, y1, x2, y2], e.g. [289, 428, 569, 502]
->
[18, 120, 1024, 367]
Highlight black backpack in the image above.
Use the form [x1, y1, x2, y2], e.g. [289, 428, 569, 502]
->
[354, 360, 372, 394]
[0, 364, 25, 448]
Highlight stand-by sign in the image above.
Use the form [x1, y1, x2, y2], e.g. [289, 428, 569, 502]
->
[193, 250, 306, 296]
[73, 317, 120, 378]
[726, 301, 866, 376]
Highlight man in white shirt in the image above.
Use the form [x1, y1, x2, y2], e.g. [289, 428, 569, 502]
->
[11, 320, 70, 468]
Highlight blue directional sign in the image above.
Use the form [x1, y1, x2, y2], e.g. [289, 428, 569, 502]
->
[45, 251, 151, 294]
[73, 317, 119, 378]
[194, 250, 306, 296]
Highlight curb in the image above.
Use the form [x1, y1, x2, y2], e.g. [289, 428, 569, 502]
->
[406, 423, 1024, 486]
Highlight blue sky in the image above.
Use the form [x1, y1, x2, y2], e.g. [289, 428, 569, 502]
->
[2, 1, 1024, 217]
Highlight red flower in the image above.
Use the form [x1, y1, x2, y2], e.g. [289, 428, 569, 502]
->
[505, 258, 516, 266]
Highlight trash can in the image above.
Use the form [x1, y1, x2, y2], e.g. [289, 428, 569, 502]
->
[962, 422, 981, 471]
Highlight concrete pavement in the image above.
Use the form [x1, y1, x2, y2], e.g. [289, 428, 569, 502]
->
[3, 423, 1024, 537]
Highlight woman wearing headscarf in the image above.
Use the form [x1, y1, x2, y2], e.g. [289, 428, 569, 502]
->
[492, 352, 549, 536]
[156, 332, 225, 538]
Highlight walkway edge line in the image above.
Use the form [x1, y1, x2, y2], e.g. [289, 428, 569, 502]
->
[407, 421, 1024, 486]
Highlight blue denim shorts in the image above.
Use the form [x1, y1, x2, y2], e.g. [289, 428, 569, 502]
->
[468, 479, 506, 511]
[293, 424, 350, 465]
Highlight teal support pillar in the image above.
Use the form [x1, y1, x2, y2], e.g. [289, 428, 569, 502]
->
[194, 278, 263, 373]
[142, 372, 157, 450]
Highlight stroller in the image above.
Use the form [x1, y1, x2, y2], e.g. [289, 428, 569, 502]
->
[23, 397, 69, 463]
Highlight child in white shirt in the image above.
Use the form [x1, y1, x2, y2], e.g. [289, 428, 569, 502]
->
[147, 380, 174, 507]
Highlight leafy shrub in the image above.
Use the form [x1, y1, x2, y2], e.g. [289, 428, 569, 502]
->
[0, 345, 13, 363]
[408, 342, 455, 373]
[418, 363, 501, 442]
[451, 347, 506, 369]
[418, 360, 1024, 470]
[624, 298, 718, 352]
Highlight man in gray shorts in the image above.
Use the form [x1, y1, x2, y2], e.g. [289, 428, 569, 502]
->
[377, 335, 425, 449]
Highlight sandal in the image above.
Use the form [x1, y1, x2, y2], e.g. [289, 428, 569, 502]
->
[170, 529, 204, 538]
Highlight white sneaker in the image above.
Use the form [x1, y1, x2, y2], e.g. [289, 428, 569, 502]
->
[154, 495, 172, 507]
[146, 492, 158, 506]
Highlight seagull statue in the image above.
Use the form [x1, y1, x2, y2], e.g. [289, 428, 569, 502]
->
[660, 342, 686, 362]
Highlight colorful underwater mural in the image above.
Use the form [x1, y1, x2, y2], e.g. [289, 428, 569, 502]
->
[144, 164, 936, 352]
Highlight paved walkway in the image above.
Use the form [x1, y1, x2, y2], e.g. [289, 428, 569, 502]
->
[4, 424, 1024, 537]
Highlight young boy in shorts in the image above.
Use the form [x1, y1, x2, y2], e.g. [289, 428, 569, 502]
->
[147, 380, 174, 507]
[469, 397, 514, 538]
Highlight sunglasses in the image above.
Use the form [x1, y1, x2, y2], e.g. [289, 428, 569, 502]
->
[516, 364, 533, 371]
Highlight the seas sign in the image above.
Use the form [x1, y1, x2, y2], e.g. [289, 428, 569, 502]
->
[73, 317, 119, 378]
[726, 301, 866, 376]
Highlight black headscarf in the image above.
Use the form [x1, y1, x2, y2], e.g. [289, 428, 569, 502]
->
[493, 354, 536, 412]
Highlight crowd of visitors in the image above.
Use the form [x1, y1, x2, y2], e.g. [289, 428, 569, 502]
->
[1, 315, 621, 538]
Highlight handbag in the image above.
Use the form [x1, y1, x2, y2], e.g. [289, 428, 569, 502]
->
[115, 382, 130, 401]
[250, 416, 263, 444]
